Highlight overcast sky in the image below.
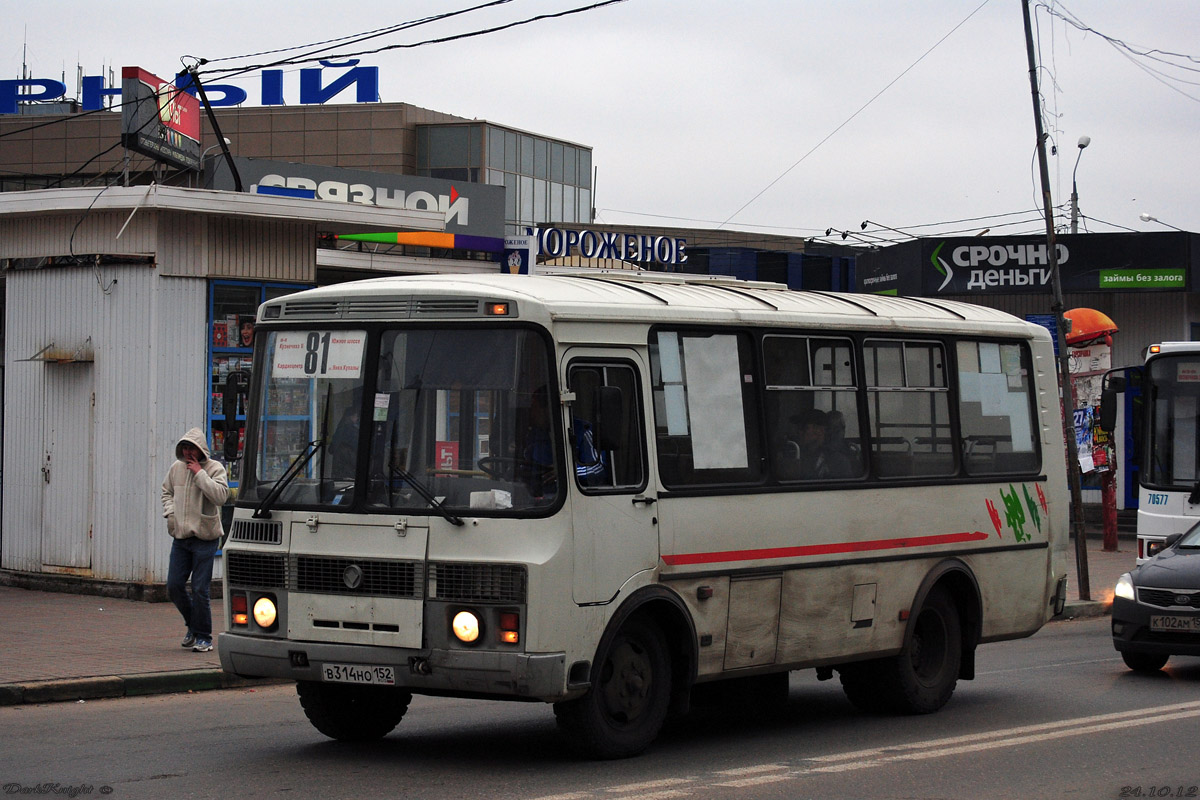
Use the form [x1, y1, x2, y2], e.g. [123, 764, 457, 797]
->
[6, 1, 1200, 243]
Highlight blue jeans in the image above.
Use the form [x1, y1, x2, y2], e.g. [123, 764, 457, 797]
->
[167, 537, 219, 640]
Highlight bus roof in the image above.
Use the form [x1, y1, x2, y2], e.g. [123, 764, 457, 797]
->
[269, 272, 1046, 338]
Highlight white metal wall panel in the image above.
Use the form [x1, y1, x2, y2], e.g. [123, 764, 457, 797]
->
[145, 275, 211, 584]
[2, 272, 47, 572]
[156, 211, 207, 278]
[2, 266, 209, 583]
[0, 211, 157, 259]
[208, 217, 315, 282]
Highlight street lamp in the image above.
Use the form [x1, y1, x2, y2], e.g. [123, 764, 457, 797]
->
[1070, 135, 1090, 234]
[1139, 212, 1186, 232]
[196, 138, 231, 188]
[201, 137, 232, 162]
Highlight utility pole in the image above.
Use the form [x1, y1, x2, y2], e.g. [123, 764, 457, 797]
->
[1022, 0, 1090, 599]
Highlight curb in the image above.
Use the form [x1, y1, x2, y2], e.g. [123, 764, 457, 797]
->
[0, 670, 285, 706]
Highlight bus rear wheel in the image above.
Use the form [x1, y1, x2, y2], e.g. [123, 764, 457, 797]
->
[840, 586, 962, 714]
[554, 617, 672, 759]
[296, 681, 412, 741]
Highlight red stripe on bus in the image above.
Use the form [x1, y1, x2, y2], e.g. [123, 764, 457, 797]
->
[660, 531, 991, 566]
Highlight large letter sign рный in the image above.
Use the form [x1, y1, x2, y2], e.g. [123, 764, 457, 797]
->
[0, 60, 380, 114]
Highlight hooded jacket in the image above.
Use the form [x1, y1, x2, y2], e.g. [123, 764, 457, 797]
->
[161, 428, 229, 541]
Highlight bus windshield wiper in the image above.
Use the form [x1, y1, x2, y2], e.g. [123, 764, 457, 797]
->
[389, 464, 464, 527]
[253, 439, 324, 519]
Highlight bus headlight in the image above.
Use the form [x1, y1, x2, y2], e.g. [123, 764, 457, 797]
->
[452, 610, 481, 643]
[253, 597, 278, 628]
[1114, 573, 1136, 602]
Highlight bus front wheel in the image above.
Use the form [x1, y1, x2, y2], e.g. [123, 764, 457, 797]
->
[840, 586, 962, 715]
[297, 681, 412, 741]
[554, 617, 672, 759]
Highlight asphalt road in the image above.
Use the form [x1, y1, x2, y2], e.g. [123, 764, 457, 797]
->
[2, 617, 1198, 800]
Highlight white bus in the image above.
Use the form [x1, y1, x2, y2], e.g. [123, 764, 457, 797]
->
[1103, 342, 1200, 564]
[218, 272, 1070, 758]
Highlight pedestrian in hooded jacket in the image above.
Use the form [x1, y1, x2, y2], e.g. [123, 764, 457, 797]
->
[162, 427, 229, 653]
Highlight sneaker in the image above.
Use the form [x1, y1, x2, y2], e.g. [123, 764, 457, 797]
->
[181, 631, 196, 648]
[192, 639, 213, 653]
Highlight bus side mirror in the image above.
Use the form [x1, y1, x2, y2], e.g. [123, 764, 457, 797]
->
[594, 386, 624, 452]
[1099, 372, 1125, 433]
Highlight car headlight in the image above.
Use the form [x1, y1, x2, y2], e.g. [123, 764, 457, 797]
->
[1114, 573, 1136, 601]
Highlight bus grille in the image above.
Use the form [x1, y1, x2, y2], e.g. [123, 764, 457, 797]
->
[414, 298, 481, 316]
[292, 555, 421, 598]
[228, 519, 282, 545]
[1139, 588, 1200, 608]
[280, 300, 340, 318]
[345, 298, 411, 317]
[226, 552, 288, 588]
[429, 563, 527, 603]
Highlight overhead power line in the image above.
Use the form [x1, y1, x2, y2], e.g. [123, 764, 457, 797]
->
[196, 0, 518, 66]
[718, 0, 992, 228]
[194, 0, 628, 82]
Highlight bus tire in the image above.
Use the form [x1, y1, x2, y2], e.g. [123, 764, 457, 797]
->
[296, 681, 412, 741]
[1121, 650, 1169, 673]
[554, 617, 672, 759]
[840, 586, 962, 714]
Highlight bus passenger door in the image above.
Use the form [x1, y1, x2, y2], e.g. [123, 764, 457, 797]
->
[565, 353, 656, 605]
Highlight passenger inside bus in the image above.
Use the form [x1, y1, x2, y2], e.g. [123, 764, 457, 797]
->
[824, 409, 861, 477]
[523, 387, 610, 496]
[777, 408, 852, 481]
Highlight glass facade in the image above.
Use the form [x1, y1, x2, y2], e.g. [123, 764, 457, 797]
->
[417, 123, 592, 236]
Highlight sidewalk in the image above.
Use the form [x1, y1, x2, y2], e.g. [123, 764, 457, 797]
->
[0, 537, 1134, 707]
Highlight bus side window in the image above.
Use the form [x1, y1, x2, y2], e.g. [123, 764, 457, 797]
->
[650, 330, 763, 488]
[567, 362, 646, 492]
[762, 334, 864, 483]
[956, 340, 1040, 476]
[865, 340, 952, 479]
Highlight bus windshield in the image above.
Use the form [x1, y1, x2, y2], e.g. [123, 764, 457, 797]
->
[241, 326, 559, 514]
[1146, 354, 1200, 489]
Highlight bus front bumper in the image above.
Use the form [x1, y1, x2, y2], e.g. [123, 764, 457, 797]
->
[217, 632, 570, 700]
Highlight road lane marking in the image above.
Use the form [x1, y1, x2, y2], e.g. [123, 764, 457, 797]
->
[977, 656, 1121, 675]
[808, 699, 1200, 765]
[530, 701, 1200, 799]
[605, 778, 692, 793]
[713, 774, 794, 788]
[799, 701, 1200, 776]
[715, 764, 788, 776]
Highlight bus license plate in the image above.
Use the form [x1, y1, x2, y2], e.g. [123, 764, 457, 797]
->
[321, 663, 396, 685]
[1150, 615, 1200, 633]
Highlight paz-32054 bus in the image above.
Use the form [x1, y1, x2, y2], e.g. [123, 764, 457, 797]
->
[218, 272, 1070, 758]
